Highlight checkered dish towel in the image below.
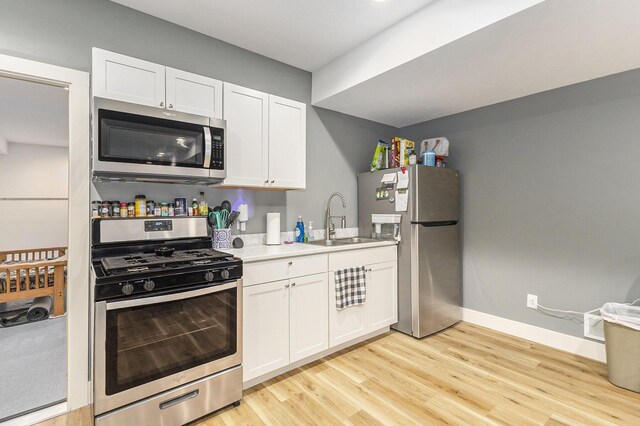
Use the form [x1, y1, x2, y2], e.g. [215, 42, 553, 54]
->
[334, 266, 366, 310]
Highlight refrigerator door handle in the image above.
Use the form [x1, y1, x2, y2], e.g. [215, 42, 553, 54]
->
[411, 220, 458, 227]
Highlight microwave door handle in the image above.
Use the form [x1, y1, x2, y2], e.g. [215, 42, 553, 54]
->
[203, 127, 212, 168]
[106, 281, 237, 310]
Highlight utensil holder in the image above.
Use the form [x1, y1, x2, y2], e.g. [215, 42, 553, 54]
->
[212, 229, 232, 250]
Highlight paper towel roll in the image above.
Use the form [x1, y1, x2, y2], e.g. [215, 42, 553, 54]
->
[266, 213, 281, 245]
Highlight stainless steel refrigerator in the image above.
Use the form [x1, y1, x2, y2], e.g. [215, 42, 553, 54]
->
[358, 165, 461, 338]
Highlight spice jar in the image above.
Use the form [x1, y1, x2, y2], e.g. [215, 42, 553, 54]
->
[160, 203, 169, 217]
[119, 202, 128, 218]
[112, 201, 120, 217]
[135, 195, 146, 217]
[154, 203, 161, 217]
[101, 201, 111, 218]
[168, 203, 175, 217]
[128, 202, 135, 217]
[147, 200, 155, 217]
[91, 201, 101, 218]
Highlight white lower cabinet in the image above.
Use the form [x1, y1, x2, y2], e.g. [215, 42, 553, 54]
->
[328, 254, 398, 348]
[243, 246, 397, 384]
[243, 272, 328, 382]
[243, 280, 290, 381]
[290, 273, 329, 363]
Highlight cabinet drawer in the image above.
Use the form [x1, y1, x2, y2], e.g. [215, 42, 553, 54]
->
[244, 254, 327, 286]
[329, 246, 396, 271]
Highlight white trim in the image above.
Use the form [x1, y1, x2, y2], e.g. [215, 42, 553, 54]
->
[462, 308, 606, 362]
[0, 54, 91, 411]
[1, 402, 67, 426]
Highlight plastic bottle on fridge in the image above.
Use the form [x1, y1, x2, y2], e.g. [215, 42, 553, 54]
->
[295, 216, 305, 243]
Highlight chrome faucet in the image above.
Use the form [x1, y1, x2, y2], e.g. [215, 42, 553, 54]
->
[325, 192, 347, 240]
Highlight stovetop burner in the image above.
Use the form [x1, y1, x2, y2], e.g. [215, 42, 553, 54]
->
[100, 248, 232, 276]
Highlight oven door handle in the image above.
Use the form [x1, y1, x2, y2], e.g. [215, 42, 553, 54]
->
[203, 126, 212, 168]
[106, 281, 237, 311]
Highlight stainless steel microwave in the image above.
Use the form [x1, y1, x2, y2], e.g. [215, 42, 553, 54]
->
[92, 98, 226, 184]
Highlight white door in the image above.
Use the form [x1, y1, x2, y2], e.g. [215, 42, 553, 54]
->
[243, 280, 289, 381]
[268, 95, 306, 189]
[365, 261, 398, 331]
[221, 83, 269, 187]
[165, 67, 222, 118]
[328, 271, 366, 348]
[290, 273, 328, 363]
[92, 48, 165, 108]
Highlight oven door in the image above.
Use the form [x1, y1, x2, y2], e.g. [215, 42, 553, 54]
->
[92, 98, 225, 183]
[94, 279, 242, 415]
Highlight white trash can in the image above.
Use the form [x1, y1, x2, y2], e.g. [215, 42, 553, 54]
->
[601, 302, 640, 393]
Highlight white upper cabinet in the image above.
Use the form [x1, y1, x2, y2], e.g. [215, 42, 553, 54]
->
[92, 48, 166, 108]
[92, 49, 222, 119]
[268, 96, 306, 189]
[222, 83, 269, 187]
[166, 67, 222, 118]
[217, 84, 307, 190]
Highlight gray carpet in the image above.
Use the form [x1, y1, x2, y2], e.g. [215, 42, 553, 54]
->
[0, 316, 67, 421]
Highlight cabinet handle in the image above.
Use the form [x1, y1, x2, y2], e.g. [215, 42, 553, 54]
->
[160, 101, 164, 107]
[169, 103, 174, 109]
[291, 282, 296, 287]
[285, 284, 290, 288]
[271, 180, 275, 184]
[264, 180, 269, 184]
[288, 261, 293, 266]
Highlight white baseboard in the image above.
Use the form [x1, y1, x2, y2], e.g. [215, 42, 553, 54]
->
[462, 308, 606, 362]
[1, 402, 67, 426]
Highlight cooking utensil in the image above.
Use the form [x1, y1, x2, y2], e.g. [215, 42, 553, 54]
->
[208, 212, 218, 228]
[221, 200, 232, 213]
[212, 205, 221, 212]
[226, 211, 239, 228]
[219, 210, 229, 228]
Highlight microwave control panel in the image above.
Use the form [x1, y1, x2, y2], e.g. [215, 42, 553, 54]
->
[210, 131, 224, 170]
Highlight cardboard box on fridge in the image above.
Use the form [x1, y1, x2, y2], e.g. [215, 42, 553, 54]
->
[390, 137, 415, 167]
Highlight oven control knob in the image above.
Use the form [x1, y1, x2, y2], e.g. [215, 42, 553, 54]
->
[220, 269, 230, 280]
[121, 283, 134, 295]
[143, 279, 155, 292]
[204, 271, 215, 282]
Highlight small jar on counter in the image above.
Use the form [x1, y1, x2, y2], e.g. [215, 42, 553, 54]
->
[135, 195, 146, 217]
[168, 203, 175, 217]
[128, 202, 135, 217]
[112, 201, 120, 217]
[119, 202, 128, 218]
[147, 200, 155, 217]
[154, 203, 161, 217]
[160, 203, 169, 217]
[91, 201, 101, 218]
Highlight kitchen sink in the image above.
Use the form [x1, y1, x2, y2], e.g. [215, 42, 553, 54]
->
[307, 237, 378, 246]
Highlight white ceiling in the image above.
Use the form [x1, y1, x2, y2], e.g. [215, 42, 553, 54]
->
[314, 0, 640, 127]
[0, 76, 68, 147]
[110, 0, 434, 71]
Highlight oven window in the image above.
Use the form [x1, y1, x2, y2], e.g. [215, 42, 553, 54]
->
[99, 109, 206, 168]
[104, 288, 236, 395]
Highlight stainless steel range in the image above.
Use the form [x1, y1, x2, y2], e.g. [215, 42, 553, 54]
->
[91, 217, 242, 426]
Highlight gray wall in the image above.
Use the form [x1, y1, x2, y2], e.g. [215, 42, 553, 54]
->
[400, 69, 640, 338]
[0, 0, 396, 233]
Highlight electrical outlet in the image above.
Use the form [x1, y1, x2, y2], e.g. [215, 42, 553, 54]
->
[527, 294, 538, 309]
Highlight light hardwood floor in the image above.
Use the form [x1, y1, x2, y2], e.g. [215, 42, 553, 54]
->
[37, 322, 640, 425]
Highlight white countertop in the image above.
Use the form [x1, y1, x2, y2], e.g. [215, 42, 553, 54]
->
[221, 239, 396, 263]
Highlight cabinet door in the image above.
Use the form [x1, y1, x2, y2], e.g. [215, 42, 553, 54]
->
[243, 280, 289, 381]
[92, 48, 165, 108]
[268, 95, 306, 189]
[328, 271, 366, 348]
[165, 67, 222, 118]
[365, 261, 398, 331]
[221, 83, 269, 187]
[290, 273, 328, 363]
